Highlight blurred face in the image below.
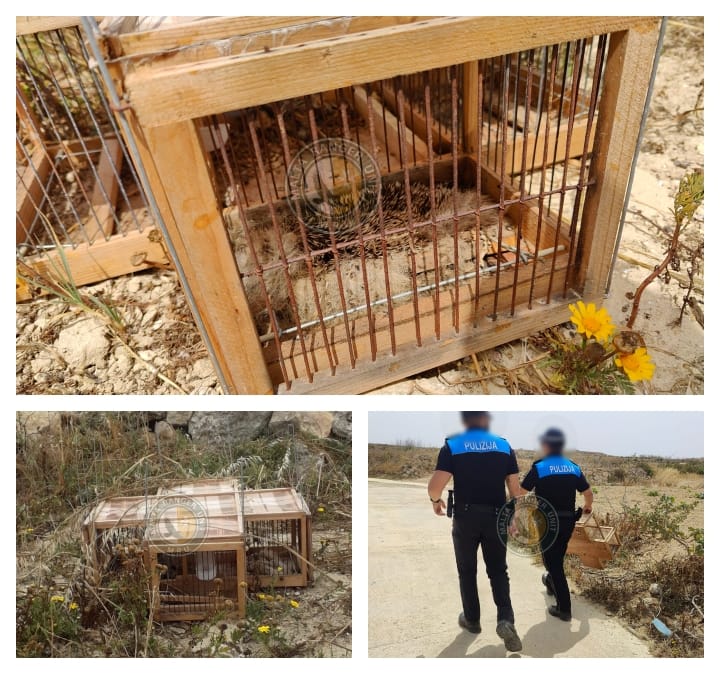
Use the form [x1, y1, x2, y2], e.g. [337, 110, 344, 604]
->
[464, 414, 490, 429]
[541, 442, 552, 456]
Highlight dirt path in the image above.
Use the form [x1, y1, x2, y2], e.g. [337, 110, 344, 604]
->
[368, 480, 650, 658]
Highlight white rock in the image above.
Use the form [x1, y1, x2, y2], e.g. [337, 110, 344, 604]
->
[17, 411, 62, 436]
[192, 358, 215, 379]
[54, 318, 109, 370]
[30, 355, 54, 374]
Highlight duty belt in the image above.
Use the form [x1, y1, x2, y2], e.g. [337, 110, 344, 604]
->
[454, 503, 501, 515]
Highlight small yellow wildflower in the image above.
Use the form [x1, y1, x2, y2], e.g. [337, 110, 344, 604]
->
[615, 347, 655, 382]
[69, 602, 79, 611]
[569, 301, 615, 343]
[277, 566, 283, 572]
[50, 595, 65, 603]
[258, 625, 271, 634]
[257, 593, 266, 600]
[289, 599, 299, 608]
[317, 507, 325, 513]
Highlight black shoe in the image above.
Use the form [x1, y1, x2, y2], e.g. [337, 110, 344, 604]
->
[458, 612, 481, 634]
[542, 572, 555, 597]
[496, 620, 522, 652]
[548, 605, 572, 622]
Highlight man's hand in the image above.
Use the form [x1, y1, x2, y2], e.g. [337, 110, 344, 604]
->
[432, 499, 446, 516]
[583, 506, 593, 514]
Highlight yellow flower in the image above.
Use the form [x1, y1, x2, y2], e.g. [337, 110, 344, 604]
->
[317, 507, 325, 513]
[69, 602, 79, 611]
[277, 566, 283, 572]
[569, 301, 615, 343]
[257, 593, 266, 600]
[258, 625, 270, 634]
[615, 347, 655, 382]
[50, 595, 65, 603]
[289, 599, 299, 608]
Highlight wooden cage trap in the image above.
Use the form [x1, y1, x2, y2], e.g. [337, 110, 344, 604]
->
[18, 17, 661, 394]
[566, 511, 620, 569]
[82, 480, 312, 621]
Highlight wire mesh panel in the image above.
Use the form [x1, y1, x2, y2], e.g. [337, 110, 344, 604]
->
[16, 21, 163, 299]
[243, 488, 312, 588]
[196, 37, 607, 388]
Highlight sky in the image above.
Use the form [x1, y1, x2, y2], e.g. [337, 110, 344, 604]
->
[367, 411, 704, 458]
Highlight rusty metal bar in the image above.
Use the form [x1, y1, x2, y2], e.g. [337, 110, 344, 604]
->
[364, 84, 397, 355]
[247, 119, 313, 382]
[450, 66, 461, 332]
[396, 81, 423, 347]
[528, 44, 558, 308]
[546, 39, 585, 304]
[424, 72, 442, 340]
[564, 34, 607, 295]
[473, 60, 484, 325]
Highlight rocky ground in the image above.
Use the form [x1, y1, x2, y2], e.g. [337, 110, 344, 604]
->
[16, 18, 703, 395]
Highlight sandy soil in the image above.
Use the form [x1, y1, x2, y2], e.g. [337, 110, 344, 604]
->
[15, 19, 703, 395]
[368, 479, 651, 658]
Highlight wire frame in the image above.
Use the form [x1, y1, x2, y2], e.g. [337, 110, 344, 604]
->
[199, 35, 608, 388]
[16, 25, 155, 255]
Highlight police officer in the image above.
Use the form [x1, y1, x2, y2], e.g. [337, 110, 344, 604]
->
[428, 411, 523, 652]
[520, 428, 593, 622]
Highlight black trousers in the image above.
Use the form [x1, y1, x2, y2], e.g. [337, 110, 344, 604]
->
[541, 516, 576, 613]
[452, 510, 514, 624]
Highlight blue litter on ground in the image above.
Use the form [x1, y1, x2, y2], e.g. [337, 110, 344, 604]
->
[651, 618, 673, 637]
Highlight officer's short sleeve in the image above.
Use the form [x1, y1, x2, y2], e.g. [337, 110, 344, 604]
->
[576, 470, 590, 492]
[507, 448, 520, 475]
[521, 465, 538, 490]
[435, 442, 453, 473]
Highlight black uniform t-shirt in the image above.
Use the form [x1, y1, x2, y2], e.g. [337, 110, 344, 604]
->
[435, 428, 519, 506]
[521, 455, 590, 513]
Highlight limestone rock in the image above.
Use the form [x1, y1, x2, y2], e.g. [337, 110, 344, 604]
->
[54, 318, 109, 370]
[166, 411, 193, 427]
[17, 411, 62, 437]
[189, 411, 272, 445]
[269, 411, 334, 438]
[331, 411, 352, 440]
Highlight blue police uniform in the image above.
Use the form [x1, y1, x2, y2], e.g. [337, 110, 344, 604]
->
[522, 454, 590, 615]
[436, 427, 519, 625]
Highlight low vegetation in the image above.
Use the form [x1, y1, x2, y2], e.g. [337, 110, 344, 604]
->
[16, 413, 351, 658]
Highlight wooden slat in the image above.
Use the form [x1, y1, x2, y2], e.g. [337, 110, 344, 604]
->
[143, 120, 273, 395]
[378, 83, 450, 151]
[353, 87, 428, 162]
[125, 16, 658, 127]
[16, 228, 170, 302]
[116, 16, 330, 56]
[278, 290, 584, 395]
[577, 24, 660, 294]
[119, 16, 432, 69]
[489, 117, 596, 175]
[16, 147, 51, 245]
[16, 16, 81, 35]
[84, 139, 123, 240]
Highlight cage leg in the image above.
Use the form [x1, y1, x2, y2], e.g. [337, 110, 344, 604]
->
[140, 119, 275, 394]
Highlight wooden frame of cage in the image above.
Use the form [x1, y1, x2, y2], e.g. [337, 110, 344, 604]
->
[98, 16, 659, 394]
[243, 488, 313, 588]
[566, 512, 620, 569]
